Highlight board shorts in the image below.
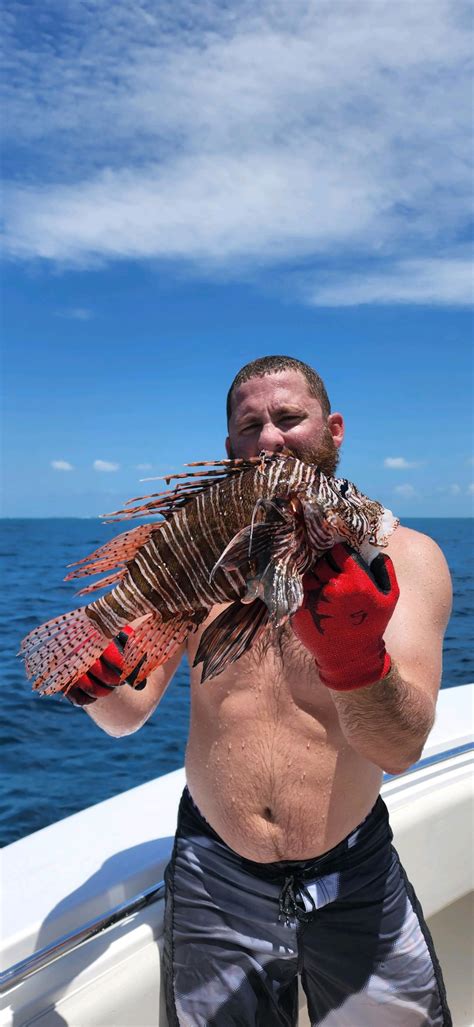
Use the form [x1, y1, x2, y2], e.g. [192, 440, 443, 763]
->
[162, 787, 451, 1026]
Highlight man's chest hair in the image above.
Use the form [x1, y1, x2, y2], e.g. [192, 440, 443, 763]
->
[245, 622, 317, 686]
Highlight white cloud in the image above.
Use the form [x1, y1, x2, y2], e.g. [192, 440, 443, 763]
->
[51, 459, 74, 471]
[2, 0, 473, 305]
[384, 456, 420, 470]
[394, 484, 417, 498]
[437, 483, 467, 497]
[93, 459, 120, 472]
[55, 307, 93, 320]
[307, 258, 473, 307]
[468, 484, 474, 495]
[136, 463, 153, 471]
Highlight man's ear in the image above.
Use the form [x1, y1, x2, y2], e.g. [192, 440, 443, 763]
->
[327, 413, 344, 449]
[225, 436, 231, 458]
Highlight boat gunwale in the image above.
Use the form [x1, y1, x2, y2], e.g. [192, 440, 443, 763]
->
[2, 740, 472, 995]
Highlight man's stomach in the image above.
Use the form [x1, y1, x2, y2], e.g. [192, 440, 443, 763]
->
[184, 712, 383, 862]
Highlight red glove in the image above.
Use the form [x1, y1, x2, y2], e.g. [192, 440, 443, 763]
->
[64, 626, 146, 706]
[291, 544, 399, 690]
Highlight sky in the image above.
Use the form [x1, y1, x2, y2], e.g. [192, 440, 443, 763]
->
[2, 0, 473, 519]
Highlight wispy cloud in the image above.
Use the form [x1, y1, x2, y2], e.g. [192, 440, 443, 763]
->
[136, 463, 153, 471]
[51, 459, 74, 471]
[394, 484, 417, 498]
[467, 484, 474, 495]
[384, 457, 421, 470]
[306, 258, 473, 307]
[55, 307, 93, 320]
[93, 459, 119, 472]
[2, 0, 472, 305]
[437, 483, 465, 496]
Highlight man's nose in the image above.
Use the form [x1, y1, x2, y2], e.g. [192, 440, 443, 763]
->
[258, 423, 285, 453]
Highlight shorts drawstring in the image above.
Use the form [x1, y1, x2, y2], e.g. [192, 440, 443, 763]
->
[278, 874, 316, 926]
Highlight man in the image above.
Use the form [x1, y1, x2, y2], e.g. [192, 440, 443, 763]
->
[68, 356, 452, 1026]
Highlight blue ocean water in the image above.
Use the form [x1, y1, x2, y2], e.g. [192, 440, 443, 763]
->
[1, 517, 472, 847]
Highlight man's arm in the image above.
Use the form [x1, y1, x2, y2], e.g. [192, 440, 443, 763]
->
[64, 616, 186, 737]
[292, 530, 452, 775]
[84, 642, 186, 737]
[330, 531, 452, 774]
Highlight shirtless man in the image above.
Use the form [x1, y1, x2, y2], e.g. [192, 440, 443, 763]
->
[68, 356, 453, 1026]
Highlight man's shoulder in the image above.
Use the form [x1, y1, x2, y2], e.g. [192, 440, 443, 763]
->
[384, 524, 452, 608]
[385, 524, 445, 563]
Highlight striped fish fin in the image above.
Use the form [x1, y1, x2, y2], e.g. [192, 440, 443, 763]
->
[75, 569, 127, 596]
[103, 458, 264, 522]
[120, 610, 207, 683]
[65, 523, 158, 580]
[259, 559, 304, 621]
[210, 522, 294, 577]
[193, 599, 270, 683]
[20, 608, 110, 696]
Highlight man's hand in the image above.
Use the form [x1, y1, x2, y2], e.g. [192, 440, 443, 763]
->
[64, 626, 147, 706]
[291, 543, 400, 690]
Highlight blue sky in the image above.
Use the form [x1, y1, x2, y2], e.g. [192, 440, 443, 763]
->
[2, 0, 473, 519]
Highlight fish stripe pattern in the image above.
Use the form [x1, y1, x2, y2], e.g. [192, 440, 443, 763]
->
[20, 454, 398, 694]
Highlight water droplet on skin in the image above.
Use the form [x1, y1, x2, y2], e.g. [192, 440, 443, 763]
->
[287, 760, 292, 767]
[306, 741, 310, 749]
[228, 742, 232, 751]
[241, 741, 246, 749]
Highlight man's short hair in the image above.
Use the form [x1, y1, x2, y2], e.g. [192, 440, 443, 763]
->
[226, 355, 331, 426]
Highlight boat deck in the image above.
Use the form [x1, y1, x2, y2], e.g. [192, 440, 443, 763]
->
[1, 684, 473, 1026]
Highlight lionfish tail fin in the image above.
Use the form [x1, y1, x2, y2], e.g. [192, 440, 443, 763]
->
[20, 608, 109, 696]
[193, 599, 269, 683]
[120, 610, 207, 684]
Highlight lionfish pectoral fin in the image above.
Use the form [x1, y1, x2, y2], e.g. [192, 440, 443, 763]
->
[210, 523, 282, 579]
[260, 560, 304, 623]
[120, 609, 207, 684]
[193, 599, 269, 683]
[241, 577, 264, 603]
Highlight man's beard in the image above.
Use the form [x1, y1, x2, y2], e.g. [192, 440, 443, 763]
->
[228, 426, 340, 477]
[288, 426, 340, 477]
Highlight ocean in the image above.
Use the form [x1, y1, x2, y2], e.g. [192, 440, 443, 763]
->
[1, 517, 473, 847]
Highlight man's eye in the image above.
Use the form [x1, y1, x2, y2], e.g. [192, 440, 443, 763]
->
[240, 423, 259, 433]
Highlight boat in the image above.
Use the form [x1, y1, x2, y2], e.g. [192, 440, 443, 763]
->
[1, 683, 473, 1027]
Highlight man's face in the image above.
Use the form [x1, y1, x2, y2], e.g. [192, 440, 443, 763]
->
[226, 370, 344, 477]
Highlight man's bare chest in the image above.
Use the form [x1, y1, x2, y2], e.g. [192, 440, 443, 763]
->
[187, 607, 338, 732]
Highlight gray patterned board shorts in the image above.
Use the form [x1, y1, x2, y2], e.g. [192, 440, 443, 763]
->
[163, 787, 451, 1026]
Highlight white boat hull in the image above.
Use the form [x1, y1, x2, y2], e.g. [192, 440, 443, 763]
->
[1, 685, 473, 1027]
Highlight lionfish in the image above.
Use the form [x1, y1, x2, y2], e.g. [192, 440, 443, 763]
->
[21, 454, 398, 694]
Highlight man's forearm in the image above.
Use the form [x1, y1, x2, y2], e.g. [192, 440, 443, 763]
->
[83, 687, 149, 737]
[329, 663, 436, 775]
